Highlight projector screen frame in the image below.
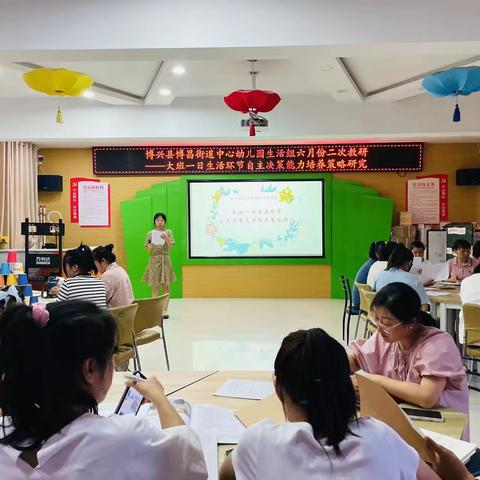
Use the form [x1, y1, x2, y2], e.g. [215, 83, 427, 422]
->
[187, 178, 325, 260]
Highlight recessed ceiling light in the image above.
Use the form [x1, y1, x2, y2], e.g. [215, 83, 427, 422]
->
[172, 65, 186, 75]
[83, 90, 95, 98]
[159, 88, 171, 96]
[319, 66, 333, 72]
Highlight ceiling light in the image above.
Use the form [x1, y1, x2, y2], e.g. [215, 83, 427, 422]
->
[319, 66, 333, 72]
[83, 90, 95, 98]
[159, 88, 171, 96]
[172, 65, 186, 75]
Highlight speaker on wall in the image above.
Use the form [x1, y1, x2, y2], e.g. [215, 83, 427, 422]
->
[456, 169, 480, 186]
[38, 175, 63, 192]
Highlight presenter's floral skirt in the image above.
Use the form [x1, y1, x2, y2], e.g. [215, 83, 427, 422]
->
[142, 247, 176, 288]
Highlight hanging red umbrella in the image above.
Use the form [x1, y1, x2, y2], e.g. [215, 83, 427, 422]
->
[224, 60, 281, 136]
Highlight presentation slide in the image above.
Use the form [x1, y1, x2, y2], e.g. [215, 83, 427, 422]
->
[188, 180, 324, 258]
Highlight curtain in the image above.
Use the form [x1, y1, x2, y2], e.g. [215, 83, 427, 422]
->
[0, 142, 39, 249]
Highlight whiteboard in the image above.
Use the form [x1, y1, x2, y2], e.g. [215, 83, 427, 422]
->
[427, 230, 447, 263]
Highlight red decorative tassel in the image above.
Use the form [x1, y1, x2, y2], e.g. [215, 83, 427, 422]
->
[249, 120, 256, 136]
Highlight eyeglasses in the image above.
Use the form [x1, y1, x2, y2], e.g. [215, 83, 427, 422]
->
[372, 318, 405, 334]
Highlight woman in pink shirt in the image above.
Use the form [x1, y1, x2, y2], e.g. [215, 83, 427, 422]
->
[349, 282, 469, 439]
[93, 244, 134, 308]
[448, 239, 480, 282]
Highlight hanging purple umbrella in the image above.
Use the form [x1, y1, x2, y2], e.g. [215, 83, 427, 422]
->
[422, 66, 480, 122]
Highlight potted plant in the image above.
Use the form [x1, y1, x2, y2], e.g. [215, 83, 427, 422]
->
[0, 236, 9, 250]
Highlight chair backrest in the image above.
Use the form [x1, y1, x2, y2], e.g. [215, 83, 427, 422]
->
[133, 294, 169, 334]
[359, 288, 376, 316]
[340, 275, 352, 305]
[462, 303, 480, 345]
[109, 303, 138, 346]
[355, 282, 372, 293]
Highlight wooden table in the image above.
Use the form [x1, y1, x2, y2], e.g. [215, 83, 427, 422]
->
[427, 286, 461, 334]
[104, 370, 467, 473]
[107, 371, 466, 439]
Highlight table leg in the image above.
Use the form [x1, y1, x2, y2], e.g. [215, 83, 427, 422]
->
[439, 303, 447, 332]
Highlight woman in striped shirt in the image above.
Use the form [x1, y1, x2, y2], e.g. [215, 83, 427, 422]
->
[56, 244, 107, 309]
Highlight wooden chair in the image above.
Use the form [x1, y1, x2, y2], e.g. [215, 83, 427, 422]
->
[357, 286, 377, 339]
[354, 283, 373, 339]
[340, 275, 354, 343]
[462, 303, 480, 392]
[133, 294, 170, 371]
[109, 303, 138, 370]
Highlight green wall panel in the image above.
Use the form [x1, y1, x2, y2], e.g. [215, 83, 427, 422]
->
[330, 179, 393, 299]
[120, 195, 152, 299]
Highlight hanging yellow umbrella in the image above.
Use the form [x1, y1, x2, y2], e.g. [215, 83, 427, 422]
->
[23, 68, 94, 123]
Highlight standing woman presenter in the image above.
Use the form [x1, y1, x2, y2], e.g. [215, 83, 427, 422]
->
[142, 213, 176, 315]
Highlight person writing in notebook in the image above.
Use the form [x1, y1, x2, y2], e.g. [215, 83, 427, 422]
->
[349, 283, 469, 440]
[220, 328, 439, 480]
[0, 300, 207, 479]
[142, 212, 176, 316]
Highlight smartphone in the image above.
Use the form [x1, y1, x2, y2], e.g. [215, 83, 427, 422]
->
[401, 407, 444, 422]
[115, 371, 147, 416]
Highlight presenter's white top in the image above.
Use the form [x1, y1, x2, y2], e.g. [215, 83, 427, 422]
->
[232, 417, 419, 480]
[367, 261, 388, 288]
[0, 413, 207, 480]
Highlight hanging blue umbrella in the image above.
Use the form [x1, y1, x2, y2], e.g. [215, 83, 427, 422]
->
[422, 66, 480, 122]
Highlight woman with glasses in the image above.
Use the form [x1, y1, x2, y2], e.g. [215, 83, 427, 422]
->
[374, 244, 430, 310]
[349, 283, 469, 440]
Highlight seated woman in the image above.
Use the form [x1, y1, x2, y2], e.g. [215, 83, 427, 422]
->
[55, 244, 107, 309]
[93, 244, 134, 308]
[349, 283, 470, 440]
[220, 328, 440, 480]
[351, 241, 384, 314]
[0, 301, 207, 479]
[374, 244, 429, 310]
[367, 241, 397, 288]
[448, 239, 480, 282]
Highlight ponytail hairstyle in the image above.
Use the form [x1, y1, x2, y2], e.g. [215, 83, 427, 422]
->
[0, 300, 116, 450]
[371, 282, 437, 327]
[274, 328, 357, 455]
[92, 244, 116, 264]
[386, 244, 413, 271]
[377, 241, 397, 262]
[63, 243, 97, 275]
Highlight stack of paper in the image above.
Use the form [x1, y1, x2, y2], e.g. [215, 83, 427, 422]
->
[420, 428, 477, 464]
[151, 230, 165, 246]
[213, 379, 274, 400]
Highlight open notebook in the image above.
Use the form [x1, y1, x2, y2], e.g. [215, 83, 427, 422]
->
[356, 373, 476, 464]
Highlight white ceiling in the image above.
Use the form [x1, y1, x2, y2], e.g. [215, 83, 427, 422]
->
[2, 0, 480, 145]
[2, 52, 477, 105]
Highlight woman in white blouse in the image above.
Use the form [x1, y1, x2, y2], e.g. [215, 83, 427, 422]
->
[0, 300, 207, 480]
[219, 328, 470, 480]
[367, 241, 398, 288]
